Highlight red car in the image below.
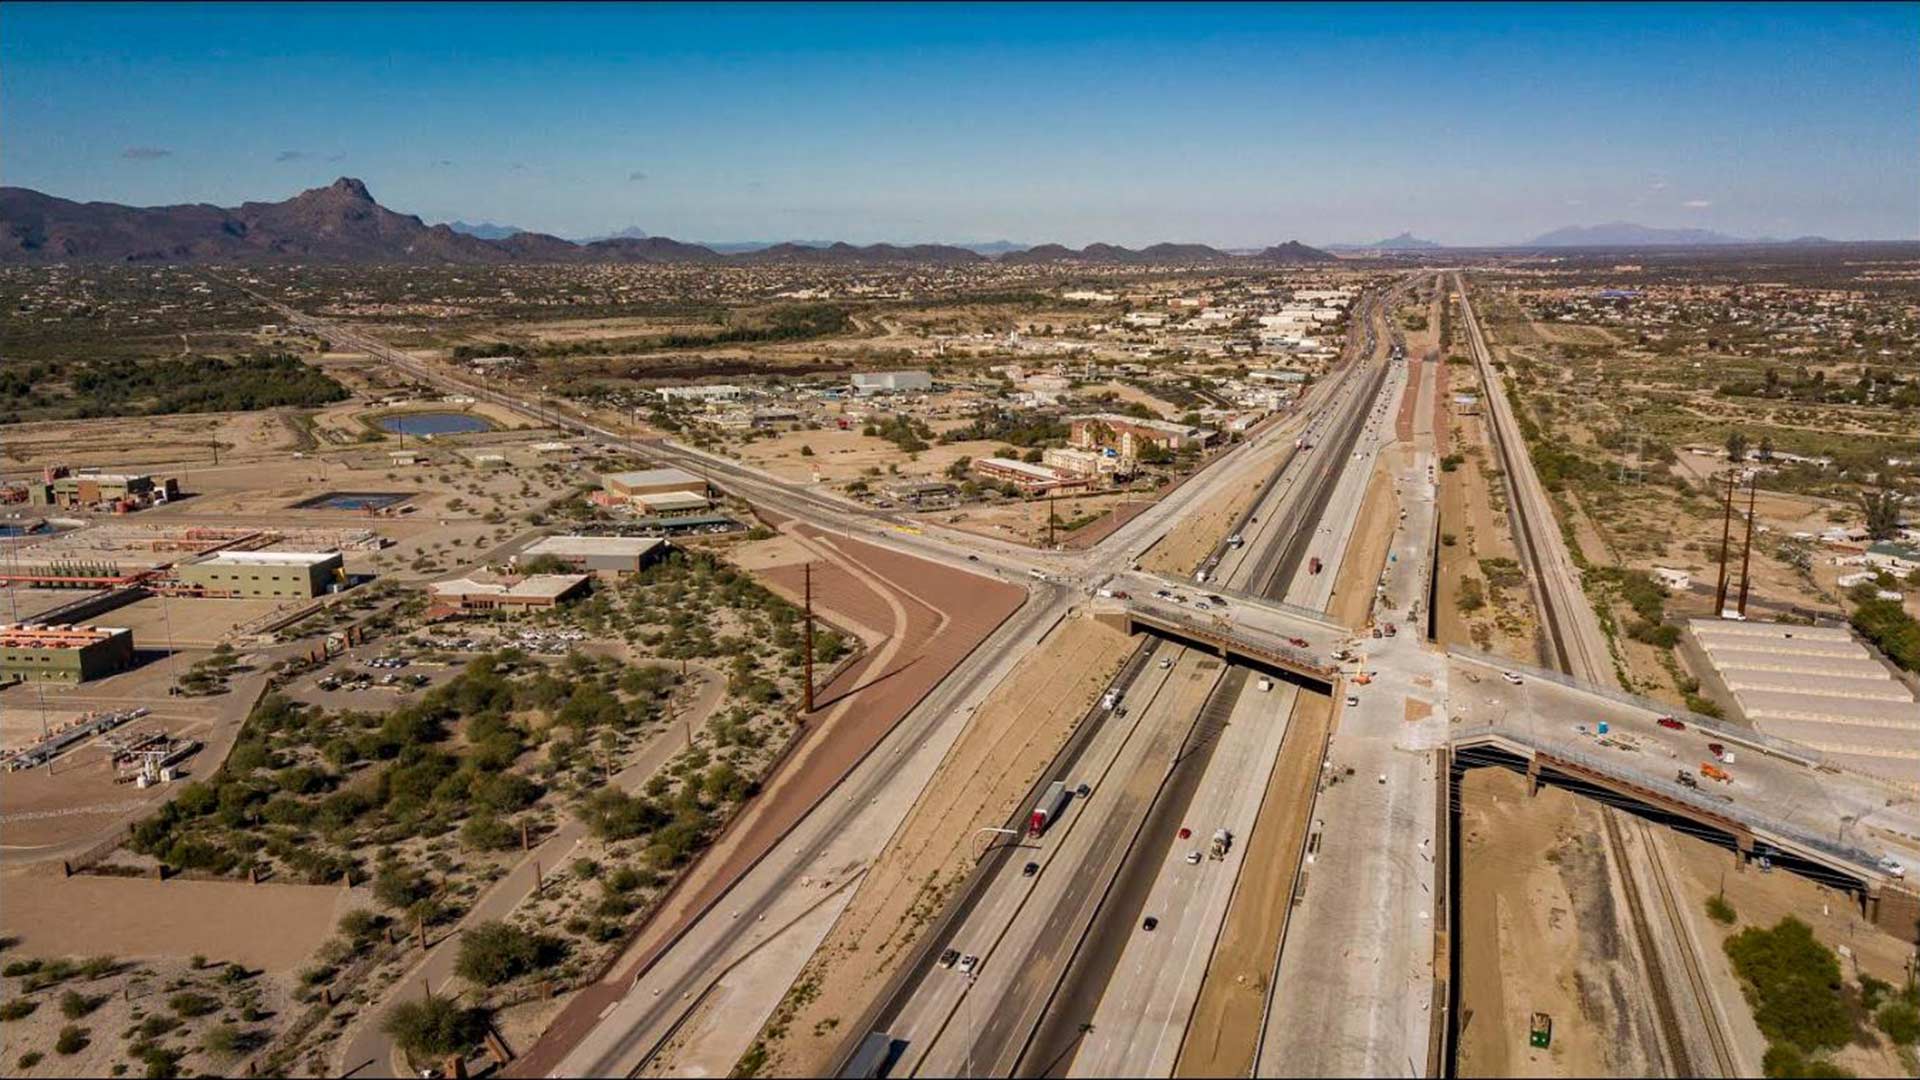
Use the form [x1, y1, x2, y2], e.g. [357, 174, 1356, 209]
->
[1657, 716, 1685, 731]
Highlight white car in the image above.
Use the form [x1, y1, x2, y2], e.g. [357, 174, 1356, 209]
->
[1159, 658, 1174, 669]
[1502, 671, 1524, 685]
[1185, 851, 1203, 865]
[1878, 855, 1907, 879]
[1345, 694, 1360, 707]
[956, 954, 979, 975]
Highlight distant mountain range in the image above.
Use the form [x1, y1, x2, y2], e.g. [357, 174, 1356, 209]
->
[0, 179, 1338, 266]
[1522, 222, 1836, 248]
[1327, 232, 1444, 252]
[445, 220, 528, 240]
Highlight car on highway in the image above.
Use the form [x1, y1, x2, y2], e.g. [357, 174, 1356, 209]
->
[1141, 916, 1159, 932]
[1075, 782, 1091, 798]
[1345, 694, 1360, 707]
[1153, 589, 1173, 599]
[1159, 657, 1173, 669]
[1022, 861, 1039, 877]
[1878, 855, 1907, 878]
[1185, 851, 1202, 865]
[939, 948, 960, 968]
[1657, 716, 1685, 731]
[1178, 826, 1192, 839]
[1502, 671, 1524, 685]
[957, 954, 979, 975]
[967, 554, 979, 562]
[1206, 594, 1227, 606]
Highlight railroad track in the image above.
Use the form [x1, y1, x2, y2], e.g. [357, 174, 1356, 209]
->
[1454, 274, 1734, 1078]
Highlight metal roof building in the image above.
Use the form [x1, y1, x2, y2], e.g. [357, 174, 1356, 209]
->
[1688, 617, 1919, 786]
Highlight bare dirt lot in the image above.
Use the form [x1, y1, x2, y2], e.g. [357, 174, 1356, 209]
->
[0, 875, 348, 972]
[730, 426, 1001, 487]
[1454, 768, 1662, 1078]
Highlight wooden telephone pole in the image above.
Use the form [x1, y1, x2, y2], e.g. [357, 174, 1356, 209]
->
[803, 562, 816, 714]
[1736, 474, 1759, 618]
[1712, 469, 1737, 615]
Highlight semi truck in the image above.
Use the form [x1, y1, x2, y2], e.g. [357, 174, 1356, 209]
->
[1029, 780, 1071, 837]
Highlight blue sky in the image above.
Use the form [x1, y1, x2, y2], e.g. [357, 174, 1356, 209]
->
[4, 2, 1915, 245]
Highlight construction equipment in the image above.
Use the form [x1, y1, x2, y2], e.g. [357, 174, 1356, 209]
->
[1209, 828, 1233, 860]
[1529, 1012, 1553, 1049]
[1701, 762, 1731, 783]
[1676, 769, 1699, 789]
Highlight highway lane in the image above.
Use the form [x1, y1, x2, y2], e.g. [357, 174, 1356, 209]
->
[877, 640, 1191, 1077]
[1257, 446, 1444, 1077]
[1068, 678, 1297, 1077]
[1013, 290, 1413, 1077]
[911, 647, 1233, 1077]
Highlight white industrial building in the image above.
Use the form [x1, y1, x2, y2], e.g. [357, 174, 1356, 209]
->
[851, 370, 933, 395]
[1689, 618, 1920, 785]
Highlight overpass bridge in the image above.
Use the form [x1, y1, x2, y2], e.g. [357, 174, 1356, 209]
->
[1094, 571, 1348, 690]
[1446, 651, 1920, 941]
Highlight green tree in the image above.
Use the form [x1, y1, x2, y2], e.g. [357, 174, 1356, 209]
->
[1725, 429, 1749, 463]
[380, 996, 486, 1060]
[454, 920, 564, 986]
[1860, 490, 1903, 542]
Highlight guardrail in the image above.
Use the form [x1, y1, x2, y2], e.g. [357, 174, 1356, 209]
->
[1446, 645, 1827, 769]
[1126, 602, 1336, 679]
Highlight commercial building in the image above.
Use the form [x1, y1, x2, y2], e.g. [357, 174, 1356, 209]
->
[175, 551, 345, 599]
[602, 468, 711, 502]
[658, 384, 746, 402]
[972, 457, 1089, 494]
[1688, 617, 1920, 785]
[851, 370, 933, 395]
[520, 535, 668, 575]
[1042, 447, 1127, 480]
[1067, 413, 1216, 459]
[883, 480, 959, 508]
[27, 472, 179, 509]
[427, 573, 591, 614]
[631, 490, 713, 517]
[1, 624, 136, 684]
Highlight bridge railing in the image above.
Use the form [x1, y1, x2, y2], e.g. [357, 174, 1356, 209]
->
[1127, 604, 1334, 677]
[1446, 645, 1827, 769]
[1451, 722, 1884, 874]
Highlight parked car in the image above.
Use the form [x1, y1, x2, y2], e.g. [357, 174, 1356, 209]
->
[1502, 671, 1523, 685]
[1657, 716, 1685, 731]
[1345, 694, 1360, 707]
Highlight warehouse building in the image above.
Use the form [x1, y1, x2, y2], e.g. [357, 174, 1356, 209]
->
[27, 471, 179, 509]
[1, 624, 136, 684]
[851, 370, 933, 395]
[175, 551, 345, 599]
[519, 535, 668, 575]
[1688, 617, 1920, 785]
[601, 467, 711, 502]
[631, 490, 713, 518]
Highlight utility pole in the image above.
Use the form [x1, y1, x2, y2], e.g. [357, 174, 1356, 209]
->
[1712, 469, 1736, 615]
[1737, 473, 1758, 618]
[803, 561, 816, 714]
[1047, 491, 1057, 549]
